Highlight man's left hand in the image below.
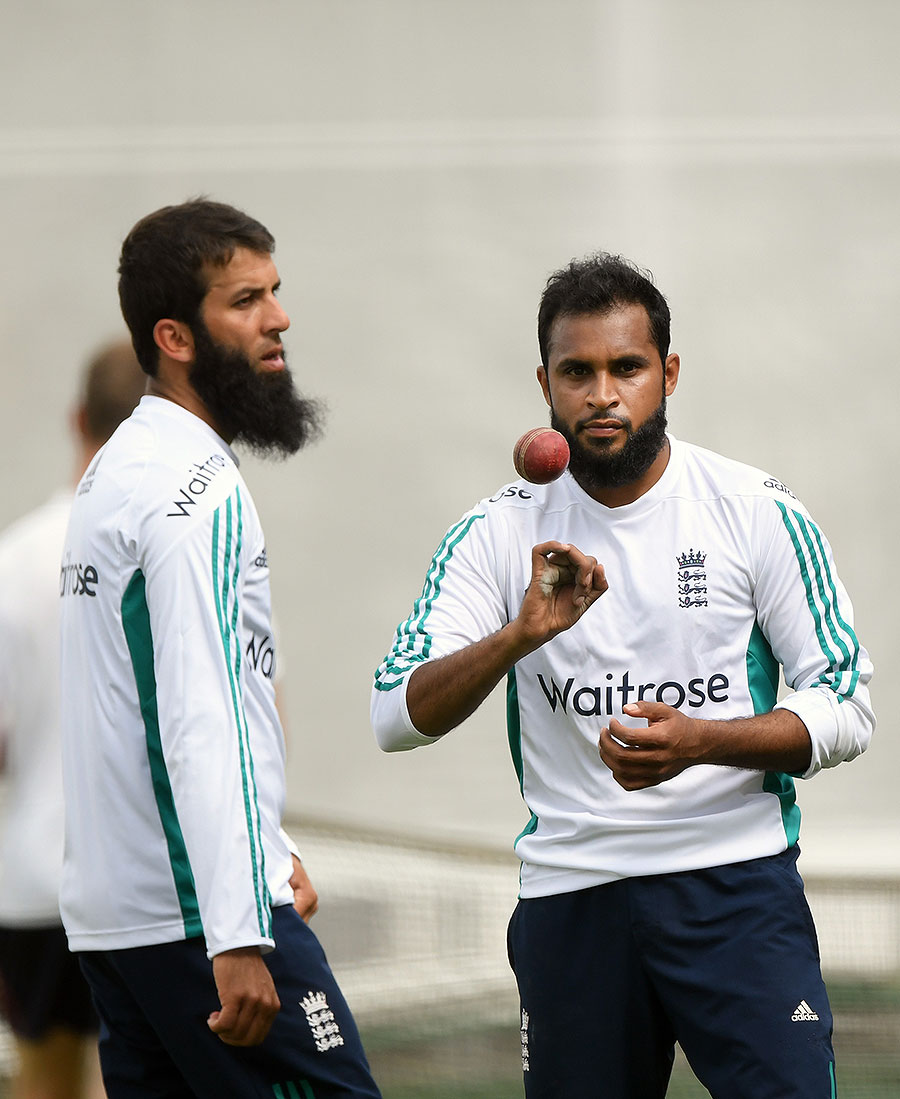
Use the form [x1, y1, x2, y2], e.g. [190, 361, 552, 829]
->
[289, 854, 318, 922]
[599, 701, 705, 790]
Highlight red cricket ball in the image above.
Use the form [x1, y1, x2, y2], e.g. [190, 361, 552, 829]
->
[513, 428, 570, 484]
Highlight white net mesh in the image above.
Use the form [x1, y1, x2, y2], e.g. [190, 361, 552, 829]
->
[2, 817, 898, 1097]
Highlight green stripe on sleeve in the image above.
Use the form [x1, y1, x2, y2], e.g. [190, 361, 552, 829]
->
[229, 493, 272, 919]
[121, 569, 202, 937]
[775, 502, 861, 700]
[806, 518, 861, 698]
[792, 512, 853, 677]
[212, 491, 272, 939]
[775, 503, 839, 674]
[374, 513, 485, 691]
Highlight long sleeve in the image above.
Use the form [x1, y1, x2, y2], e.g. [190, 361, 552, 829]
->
[139, 484, 279, 955]
[371, 506, 507, 751]
[750, 496, 874, 777]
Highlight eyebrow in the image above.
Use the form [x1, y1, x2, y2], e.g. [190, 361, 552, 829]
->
[226, 279, 281, 300]
[555, 352, 653, 369]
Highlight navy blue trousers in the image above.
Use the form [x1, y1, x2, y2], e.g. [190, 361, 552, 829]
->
[508, 849, 836, 1099]
[79, 905, 381, 1098]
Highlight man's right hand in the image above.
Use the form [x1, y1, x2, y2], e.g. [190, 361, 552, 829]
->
[515, 541, 607, 647]
[405, 540, 607, 738]
[208, 946, 281, 1047]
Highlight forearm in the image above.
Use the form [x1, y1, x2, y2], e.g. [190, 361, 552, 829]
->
[374, 539, 607, 746]
[406, 620, 541, 738]
[693, 708, 812, 774]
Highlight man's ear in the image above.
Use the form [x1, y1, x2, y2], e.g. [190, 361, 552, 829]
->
[153, 318, 195, 364]
[664, 352, 680, 397]
[537, 364, 552, 407]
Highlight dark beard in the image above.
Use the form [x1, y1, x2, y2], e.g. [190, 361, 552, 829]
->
[551, 398, 668, 495]
[189, 322, 323, 459]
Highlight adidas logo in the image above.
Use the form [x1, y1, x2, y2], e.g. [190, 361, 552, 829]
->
[791, 1000, 819, 1022]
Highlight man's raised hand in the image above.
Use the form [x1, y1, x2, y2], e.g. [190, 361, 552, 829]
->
[518, 541, 607, 645]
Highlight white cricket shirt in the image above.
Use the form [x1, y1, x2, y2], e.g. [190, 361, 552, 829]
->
[371, 436, 874, 898]
[60, 396, 295, 956]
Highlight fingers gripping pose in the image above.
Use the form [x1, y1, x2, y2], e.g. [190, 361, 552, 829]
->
[599, 700, 813, 791]
[520, 542, 608, 642]
[406, 541, 607, 738]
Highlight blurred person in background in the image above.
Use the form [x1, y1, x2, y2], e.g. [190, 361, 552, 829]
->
[0, 339, 146, 1099]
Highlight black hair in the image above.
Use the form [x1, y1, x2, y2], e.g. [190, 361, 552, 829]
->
[117, 198, 275, 375]
[537, 252, 671, 367]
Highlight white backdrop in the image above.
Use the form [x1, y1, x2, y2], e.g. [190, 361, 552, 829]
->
[1, 0, 896, 872]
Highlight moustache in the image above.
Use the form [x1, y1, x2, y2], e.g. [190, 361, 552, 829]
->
[575, 416, 630, 433]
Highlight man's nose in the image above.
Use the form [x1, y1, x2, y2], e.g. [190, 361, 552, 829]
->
[587, 372, 618, 410]
[264, 296, 290, 333]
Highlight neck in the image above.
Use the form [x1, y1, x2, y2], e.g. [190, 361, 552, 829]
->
[147, 372, 230, 442]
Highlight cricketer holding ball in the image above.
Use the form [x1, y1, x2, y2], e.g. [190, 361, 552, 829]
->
[371, 253, 874, 1098]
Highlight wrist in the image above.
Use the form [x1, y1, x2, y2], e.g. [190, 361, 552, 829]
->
[500, 618, 546, 663]
[688, 718, 715, 766]
[213, 944, 264, 961]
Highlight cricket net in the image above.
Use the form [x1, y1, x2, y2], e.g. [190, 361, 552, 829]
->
[1, 816, 898, 1098]
[286, 815, 900, 1098]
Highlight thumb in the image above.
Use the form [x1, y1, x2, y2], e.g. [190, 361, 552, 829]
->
[623, 700, 670, 723]
[207, 1003, 234, 1034]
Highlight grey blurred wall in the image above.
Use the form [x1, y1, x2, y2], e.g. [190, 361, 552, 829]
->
[1, 0, 896, 870]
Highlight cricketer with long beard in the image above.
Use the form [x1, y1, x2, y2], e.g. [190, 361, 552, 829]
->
[59, 199, 381, 1098]
[371, 252, 875, 1099]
